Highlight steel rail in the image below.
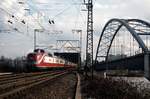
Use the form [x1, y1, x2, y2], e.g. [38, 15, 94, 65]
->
[0, 71, 68, 99]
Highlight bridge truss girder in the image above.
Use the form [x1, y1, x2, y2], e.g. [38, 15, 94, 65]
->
[95, 18, 150, 79]
[95, 18, 150, 62]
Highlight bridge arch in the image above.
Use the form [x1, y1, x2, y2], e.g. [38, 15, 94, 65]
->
[95, 18, 150, 79]
[95, 18, 150, 63]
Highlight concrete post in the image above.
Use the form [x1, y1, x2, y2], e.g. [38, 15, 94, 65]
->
[144, 53, 150, 80]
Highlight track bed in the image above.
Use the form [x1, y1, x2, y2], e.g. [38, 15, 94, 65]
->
[0, 71, 77, 99]
[21, 73, 77, 99]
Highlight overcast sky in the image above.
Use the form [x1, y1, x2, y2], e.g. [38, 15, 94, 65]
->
[0, 0, 150, 59]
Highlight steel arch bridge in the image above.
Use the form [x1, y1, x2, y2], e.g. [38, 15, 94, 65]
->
[95, 18, 150, 79]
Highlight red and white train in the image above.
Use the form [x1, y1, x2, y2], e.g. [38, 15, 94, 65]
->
[27, 49, 77, 70]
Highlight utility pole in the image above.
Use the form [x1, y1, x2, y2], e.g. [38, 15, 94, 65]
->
[84, 0, 93, 78]
[34, 29, 37, 50]
[34, 29, 44, 50]
[72, 29, 82, 68]
[24, 8, 30, 35]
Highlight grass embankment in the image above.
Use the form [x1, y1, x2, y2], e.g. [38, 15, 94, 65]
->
[81, 76, 150, 99]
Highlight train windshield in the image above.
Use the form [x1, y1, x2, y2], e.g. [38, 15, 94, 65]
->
[34, 49, 45, 53]
[27, 53, 36, 61]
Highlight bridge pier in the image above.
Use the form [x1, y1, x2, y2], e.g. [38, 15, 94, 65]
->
[144, 53, 150, 80]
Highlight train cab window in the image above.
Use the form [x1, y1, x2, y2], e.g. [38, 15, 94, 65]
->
[56, 59, 59, 63]
[27, 53, 36, 60]
[40, 49, 45, 53]
[48, 53, 52, 57]
[60, 60, 63, 63]
[34, 49, 45, 53]
[34, 49, 39, 53]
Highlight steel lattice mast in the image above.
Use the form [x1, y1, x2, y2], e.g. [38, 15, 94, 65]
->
[84, 0, 93, 77]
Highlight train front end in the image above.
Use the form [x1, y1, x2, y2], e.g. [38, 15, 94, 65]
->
[26, 49, 45, 71]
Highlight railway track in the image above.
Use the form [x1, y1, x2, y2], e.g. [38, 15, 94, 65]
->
[0, 71, 68, 99]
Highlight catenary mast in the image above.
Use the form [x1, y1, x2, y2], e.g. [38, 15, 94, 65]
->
[84, 0, 93, 78]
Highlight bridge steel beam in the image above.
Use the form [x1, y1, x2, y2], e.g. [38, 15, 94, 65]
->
[95, 18, 150, 80]
[144, 52, 150, 79]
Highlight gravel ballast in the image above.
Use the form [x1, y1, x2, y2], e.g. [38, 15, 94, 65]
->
[19, 73, 77, 99]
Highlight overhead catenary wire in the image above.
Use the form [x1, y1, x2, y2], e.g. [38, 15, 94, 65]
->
[26, 0, 75, 32]
[25, 1, 45, 30]
[28, 0, 86, 32]
[71, 0, 87, 29]
[0, 0, 87, 37]
[0, 7, 28, 33]
[0, 5, 36, 38]
[0, 1, 36, 32]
